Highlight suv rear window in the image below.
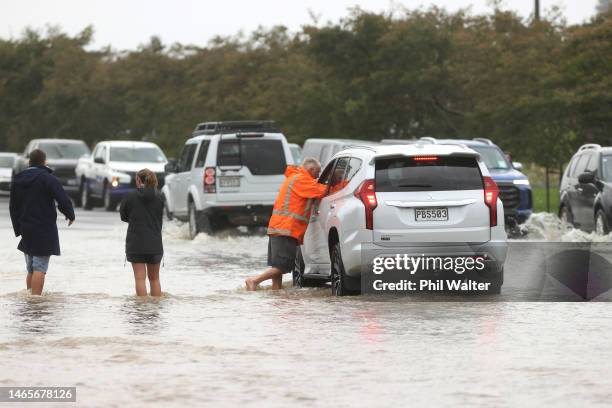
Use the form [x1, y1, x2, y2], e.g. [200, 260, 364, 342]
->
[217, 138, 286, 175]
[375, 156, 483, 192]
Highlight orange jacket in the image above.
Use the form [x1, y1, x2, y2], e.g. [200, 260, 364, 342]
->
[267, 166, 328, 242]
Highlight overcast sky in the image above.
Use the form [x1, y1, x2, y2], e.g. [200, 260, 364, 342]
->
[0, 0, 600, 50]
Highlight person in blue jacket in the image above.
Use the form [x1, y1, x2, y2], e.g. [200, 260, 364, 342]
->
[9, 149, 75, 295]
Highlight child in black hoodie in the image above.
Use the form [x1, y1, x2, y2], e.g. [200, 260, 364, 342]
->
[120, 169, 164, 296]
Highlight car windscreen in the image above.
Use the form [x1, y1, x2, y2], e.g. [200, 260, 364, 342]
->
[110, 147, 166, 163]
[375, 156, 483, 192]
[469, 146, 510, 170]
[0, 156, 14, 167]
[39, 142, 90, 160]
[217, 138, 286, 175]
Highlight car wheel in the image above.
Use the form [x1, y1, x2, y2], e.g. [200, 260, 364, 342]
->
[81, 180, 93, 210]
[163, 196, 173, 221]
[103, 183, 116, 211]
[595, 209, 609, 235]
[188, 202, 199, 240]
[330, 242, 359, 296]
[559, 205, 573, 228]
[293, 247, 323, 288]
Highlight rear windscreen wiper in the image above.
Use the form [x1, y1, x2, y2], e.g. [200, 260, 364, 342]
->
[398, 183, 432, 188]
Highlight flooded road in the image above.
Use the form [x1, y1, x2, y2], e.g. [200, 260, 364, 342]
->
[2, 196, 612, 407]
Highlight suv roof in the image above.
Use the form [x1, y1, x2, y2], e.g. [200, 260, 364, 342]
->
[30, 138, 86, 144]
[418, 137, 495, 146]
[336, 143, 480, 161]
[98, 140, 160, 147]
[192, 121, 279, 136]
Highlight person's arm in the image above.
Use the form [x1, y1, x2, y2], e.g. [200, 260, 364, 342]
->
[9, 184, 22, 237]
[119, 196, 130, 223]
[47, 175, 75, 223]
[292, 176, 328, 199]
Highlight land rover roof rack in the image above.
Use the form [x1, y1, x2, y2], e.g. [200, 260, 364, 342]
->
[578, 143, 601, 152]
[473, 137, 494, 145]
[193, 120, 279, 136]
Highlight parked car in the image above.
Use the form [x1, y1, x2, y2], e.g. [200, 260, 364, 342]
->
[302, 138, 379, 168]
[0, 152, 17, 192]
[162, 121, 295, 239]
[15, 139, 90, 204]
[559, 143, 612, 234]
[294, 143, 508, 296]
[76, 141, 168, 211]
[411, 137, 532, 231]
[289, 143, 303, 165]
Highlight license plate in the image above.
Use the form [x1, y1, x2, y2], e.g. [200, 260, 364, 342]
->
[219, 176, 240, 188]
[415, 207, 448, 221]
[67, 179, 78, 186]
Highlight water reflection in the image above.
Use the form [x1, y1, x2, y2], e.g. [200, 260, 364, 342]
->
[11, 294, 63, 335]
[120, 297, 165, 335]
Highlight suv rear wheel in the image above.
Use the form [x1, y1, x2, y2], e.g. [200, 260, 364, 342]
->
[103, 183, 116, 211]
[188, 202, 199, 240]
[330, 242, 359, 296]
[81, 180, 93, 210]
[596, 209, 609, 235]
[163, 196, 173, 221]
[189, 201, 213, 239]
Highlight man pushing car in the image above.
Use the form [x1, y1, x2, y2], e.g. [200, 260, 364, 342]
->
[245, 158, 327, 291]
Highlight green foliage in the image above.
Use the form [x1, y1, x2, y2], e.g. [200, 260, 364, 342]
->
[0, 9, 610, 162]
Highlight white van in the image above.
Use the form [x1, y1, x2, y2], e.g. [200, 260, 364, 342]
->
[162, 121, 295, 239]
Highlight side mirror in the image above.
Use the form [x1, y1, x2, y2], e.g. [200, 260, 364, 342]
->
[94, 157, 105, 164]
[578, 171, 596, 184]
[164, 160, 177, 173]
[512, 162, 523, 171]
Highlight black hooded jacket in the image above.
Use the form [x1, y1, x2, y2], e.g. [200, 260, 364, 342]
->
[9, 166, 75, 256]
[119, 188, 163, 255]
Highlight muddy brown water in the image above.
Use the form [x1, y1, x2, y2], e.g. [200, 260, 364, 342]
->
[1, 198, 612, 407]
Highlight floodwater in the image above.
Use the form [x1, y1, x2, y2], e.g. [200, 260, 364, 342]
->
[1, 196, 612, 407]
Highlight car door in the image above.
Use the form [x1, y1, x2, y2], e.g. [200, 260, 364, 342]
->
[174, 143, 197, 214]
[573, 153, 593, 227]
[90, 145, 104, 196]
[577, 152, 599, 231]
[301, 158, 338, 272]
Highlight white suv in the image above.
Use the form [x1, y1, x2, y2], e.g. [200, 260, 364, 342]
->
[295, 143, 508, 295]
[162, 121, 295, 239]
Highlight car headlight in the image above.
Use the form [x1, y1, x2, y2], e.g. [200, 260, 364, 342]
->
[513, 179, 530, 186]
[111, 172, 131, 186]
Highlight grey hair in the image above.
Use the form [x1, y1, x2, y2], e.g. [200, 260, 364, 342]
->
[301, 157, 321, 169]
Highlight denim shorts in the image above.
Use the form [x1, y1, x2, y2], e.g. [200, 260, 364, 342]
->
[24, 254, 51, 274]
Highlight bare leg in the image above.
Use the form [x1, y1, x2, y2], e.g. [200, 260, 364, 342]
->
[132, 263, 147, 297]
[30, 272, 45, 296]
[146, 263, 161, 297]
[272, 274, 283, 290]
[26, 273, 33, 290]
[245, 267, 283, 291]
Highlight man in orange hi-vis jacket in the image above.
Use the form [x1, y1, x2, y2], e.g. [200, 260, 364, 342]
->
[245, 158, 328, 291]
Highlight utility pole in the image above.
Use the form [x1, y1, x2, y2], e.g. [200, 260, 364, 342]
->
[535, 0, 540, 21]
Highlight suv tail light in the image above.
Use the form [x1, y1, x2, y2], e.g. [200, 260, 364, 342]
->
[204, 167, 216, 193]
[483, 176, 499, 227]
[354, 179, 377, 230]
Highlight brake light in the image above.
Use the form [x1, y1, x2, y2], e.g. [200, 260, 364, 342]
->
[413, 156, 438, 162]
[354, 179, 377, 230]
[204, 167, 216, 193]
[483, 176, 499, 227]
